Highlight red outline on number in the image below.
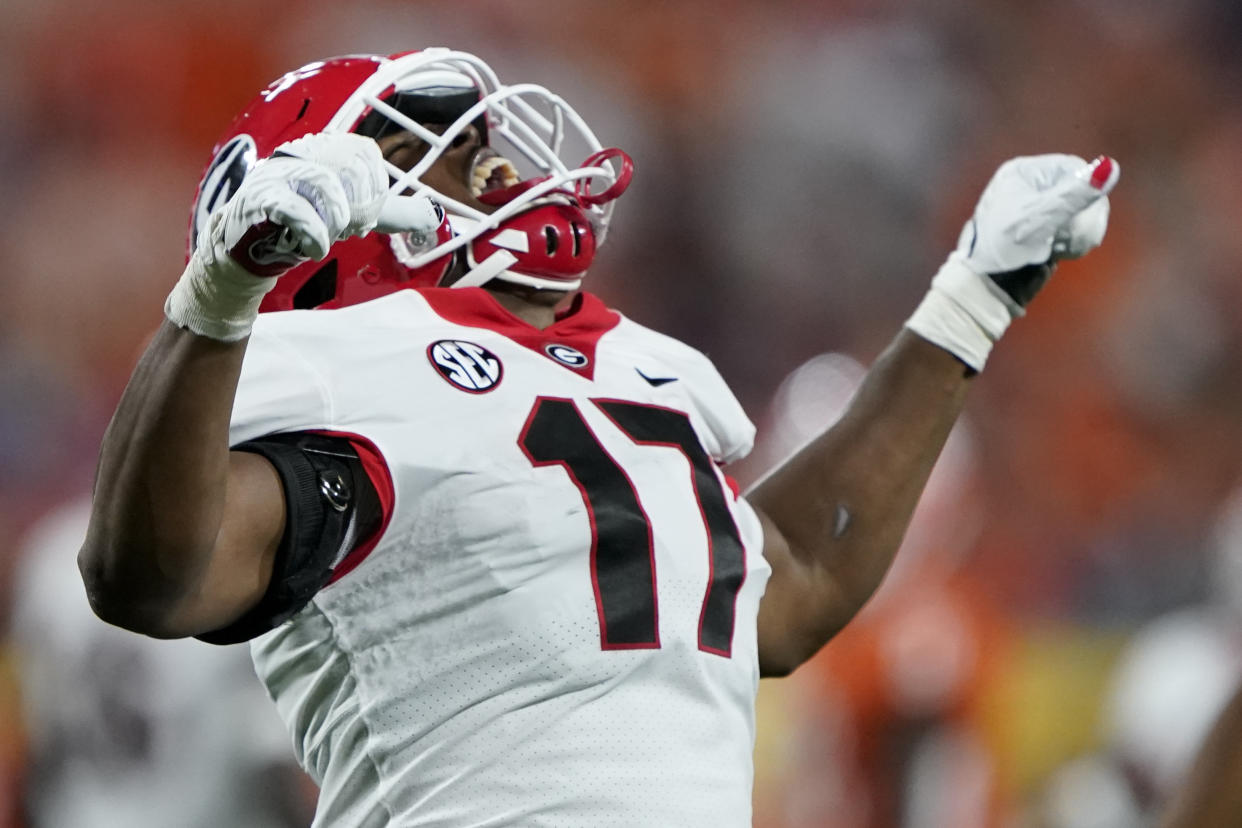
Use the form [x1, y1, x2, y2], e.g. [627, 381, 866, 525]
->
[593, 398, 746, 658]
[517, 396, 660, 651]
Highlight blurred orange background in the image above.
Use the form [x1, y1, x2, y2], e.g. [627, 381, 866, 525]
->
[4, 1, 1242, 825]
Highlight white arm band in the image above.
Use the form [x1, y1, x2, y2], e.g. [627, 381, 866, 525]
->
[164, 251, 278, 342]
[904, 255, 1022, 372]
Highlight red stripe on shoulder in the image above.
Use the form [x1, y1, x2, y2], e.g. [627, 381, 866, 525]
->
[311, 430, 395, 584]
[714, 461, 741, 500]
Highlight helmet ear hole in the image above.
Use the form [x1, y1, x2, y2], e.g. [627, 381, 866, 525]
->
[293, 260, 339, 309]
[544, 226, 558, 256]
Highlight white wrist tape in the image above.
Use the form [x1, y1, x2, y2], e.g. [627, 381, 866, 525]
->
[904, 255, 1022, 371]
[164, 251, 278, 342]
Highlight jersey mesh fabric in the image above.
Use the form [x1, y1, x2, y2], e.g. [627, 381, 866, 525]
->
[232, 288, 770, 826]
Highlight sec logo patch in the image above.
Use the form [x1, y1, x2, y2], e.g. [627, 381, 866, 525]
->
[427, 340, 503, 393]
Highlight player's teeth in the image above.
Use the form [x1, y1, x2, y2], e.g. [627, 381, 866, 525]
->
[469, 156, 520, 197]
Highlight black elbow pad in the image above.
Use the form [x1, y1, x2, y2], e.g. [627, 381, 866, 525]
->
[196, 432, 381, 645]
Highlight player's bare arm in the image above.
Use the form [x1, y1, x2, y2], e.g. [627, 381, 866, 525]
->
[751, 155, 1120, 677]
[750, 330, 971, 676]
[80, 66, 620, 642]
[80, 134, 400, 637]
[81, 323, 284, 637]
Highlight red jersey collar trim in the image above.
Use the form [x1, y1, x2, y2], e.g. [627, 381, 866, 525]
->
[416, 288, 620, 380]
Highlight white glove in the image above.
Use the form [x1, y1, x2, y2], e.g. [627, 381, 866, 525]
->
[959, 153, 1118, 275]
[273, 132, 390, 242]
[166, 133, 390, 341]
[1053, 195, 1111, 260]
[906, 154, 1119, 370]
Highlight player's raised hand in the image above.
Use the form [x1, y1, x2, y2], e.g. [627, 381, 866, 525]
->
[271, 133, 392, 242]
[214, 133, 390, 277]
[905, 153, 1119, 370]
[268, 132, 442, 241]
[167, 133, 399, 341]
[962, 154, 1118, 274]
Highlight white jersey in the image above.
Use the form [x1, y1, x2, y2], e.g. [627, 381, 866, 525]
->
[231, 287, 770, 827]
[11, 497, 304, 828]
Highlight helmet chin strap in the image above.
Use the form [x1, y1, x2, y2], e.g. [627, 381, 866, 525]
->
[451, 249, 519, 289]
[449, 250, 585, 291]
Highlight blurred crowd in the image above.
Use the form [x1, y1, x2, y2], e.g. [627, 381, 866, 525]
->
[3, 0, 1242, 825]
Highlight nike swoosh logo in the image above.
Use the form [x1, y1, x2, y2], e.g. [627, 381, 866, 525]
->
[635, 368, 678, 387]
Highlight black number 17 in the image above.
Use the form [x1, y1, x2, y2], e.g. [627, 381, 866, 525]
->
[518, 397, 746, 657]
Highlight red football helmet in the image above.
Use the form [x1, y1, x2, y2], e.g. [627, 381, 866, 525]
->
[187, 49, 634, 311]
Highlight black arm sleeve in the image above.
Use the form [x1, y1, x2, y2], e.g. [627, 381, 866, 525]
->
[196, 432, 383, 645]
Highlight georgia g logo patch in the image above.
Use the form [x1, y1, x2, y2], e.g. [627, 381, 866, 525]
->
[545, 343, 589, 369]
[191, 134, 258, 251]
[428, 340, 503, 393]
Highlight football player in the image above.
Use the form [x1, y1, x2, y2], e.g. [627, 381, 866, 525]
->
[13, 497, 313, 828]
[78, 49, 1118, 826]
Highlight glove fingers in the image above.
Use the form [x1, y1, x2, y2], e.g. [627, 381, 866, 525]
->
[1026, 182, 1101, 231]
[999, 154, 1087, 191]
[320, 139, 387, 235]
[213, 132, 428, 274]
[1052, 193, 1111, 259]
[1048, 155, 1118, 213]
[376, 194, 443, 234]
[278, 133, 388, 236]
[1083, 155, 1120, 195]
[264, 164, 351, 260]
[291, 164, 352, 239]
[267, 194, 332, 261]
[1014, 156, 1119, 243]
